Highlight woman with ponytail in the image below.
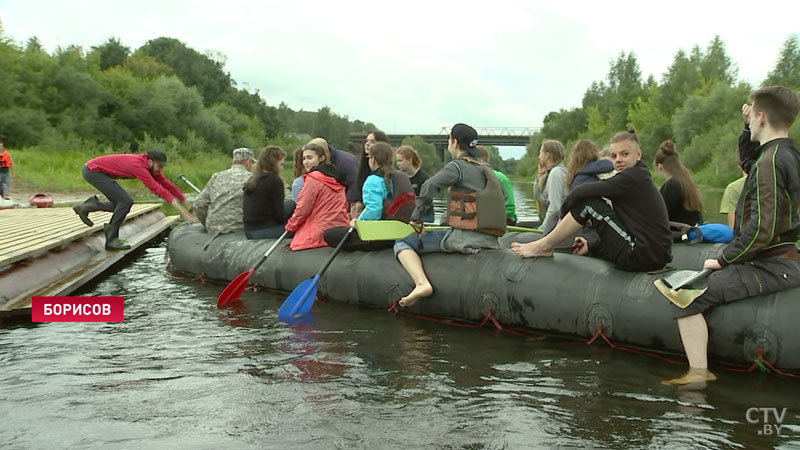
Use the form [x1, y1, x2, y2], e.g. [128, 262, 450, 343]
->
[324, 142, 415, 251]
[654, 139, 704, 225]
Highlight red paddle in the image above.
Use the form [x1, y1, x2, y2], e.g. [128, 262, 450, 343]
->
[217, 231, 289, 307]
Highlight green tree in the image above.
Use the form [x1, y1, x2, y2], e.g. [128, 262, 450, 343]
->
[628, 85, 672, 162]
[699, 35, 736, 85]
[25, 36, 44, 53]
[764, 34, 800, 89]
[122, 54, 172, 79]
[222, 86, 280, 138]
[539, 108, 588, 146]
[312, 106, 350, 149]
[0, 106, 51, 146]
[673, 82, 751, 169]
[137, 37, 231, 105]
[92, 37, 130, 71]
[606, 51, 645, 131]
[655, 49, 702, 115]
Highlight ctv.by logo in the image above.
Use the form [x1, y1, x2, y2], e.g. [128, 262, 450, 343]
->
[746, 407, 787, 436]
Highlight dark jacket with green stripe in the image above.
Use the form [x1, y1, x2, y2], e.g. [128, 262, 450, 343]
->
[721, 130, 800, 266]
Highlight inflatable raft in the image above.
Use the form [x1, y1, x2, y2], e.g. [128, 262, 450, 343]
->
[167, 223, 800, 371]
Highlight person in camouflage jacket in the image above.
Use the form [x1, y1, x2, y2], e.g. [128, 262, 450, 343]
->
[195, 147, 256, 234]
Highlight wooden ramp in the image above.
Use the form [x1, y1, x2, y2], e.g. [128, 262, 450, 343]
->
[0, 204, 160, 267]
[0, 204, 178, 315]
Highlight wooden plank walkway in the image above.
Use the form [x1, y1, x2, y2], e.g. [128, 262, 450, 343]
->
[1, 213, 178, 312]
[0, 204, 161, 267]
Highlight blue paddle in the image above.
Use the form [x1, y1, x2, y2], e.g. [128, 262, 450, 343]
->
[277, 227, 353, 320]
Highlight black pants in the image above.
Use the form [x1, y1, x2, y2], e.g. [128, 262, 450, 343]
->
[324, 226, 393, 252]
[82, 165, 131, 227]
[673, 254, 800, 318]
[570, 197, 643, 272]
[244, 200, 296, 240]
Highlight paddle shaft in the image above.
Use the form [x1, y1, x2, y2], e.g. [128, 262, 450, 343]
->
[282, 227, 353, 318]
[317, 227, 353, 277]
[422, 223, 541, 233]
[217, 231, 289, 307]
[673, 268, 712, 290]
[178, 174, 202, 194]
[252, 230, 289, 272]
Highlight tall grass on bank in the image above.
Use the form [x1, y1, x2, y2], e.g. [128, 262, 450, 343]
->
[11, 134, 306, 201]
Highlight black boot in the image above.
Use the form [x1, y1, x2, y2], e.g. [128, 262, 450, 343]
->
[104, 223, 131, 251]
[73, 196, 102, 227]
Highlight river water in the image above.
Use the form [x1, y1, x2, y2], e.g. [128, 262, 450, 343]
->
[1, 182, 799, 449]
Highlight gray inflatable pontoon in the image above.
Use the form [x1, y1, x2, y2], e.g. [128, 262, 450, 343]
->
[167, 223, 800, 371]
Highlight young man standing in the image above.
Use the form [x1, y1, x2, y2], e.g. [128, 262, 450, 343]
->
[660, 86, 800, 385]
[74, 150, 197, 250]
[512, 131, 671, 273]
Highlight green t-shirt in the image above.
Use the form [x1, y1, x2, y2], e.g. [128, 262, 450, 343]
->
[493, 170, 517, 222]
[719, 175, 746, 214]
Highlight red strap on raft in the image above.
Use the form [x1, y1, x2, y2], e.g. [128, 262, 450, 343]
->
[193, 271, 210, 286]
[583, 323, 687, 365]
[721, 347, 800, 379]
[477, 308, 503, 331]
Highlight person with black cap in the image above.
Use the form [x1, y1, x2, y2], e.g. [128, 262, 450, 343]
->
[73, 150, 197, 250]
[392, 123, 507, 307]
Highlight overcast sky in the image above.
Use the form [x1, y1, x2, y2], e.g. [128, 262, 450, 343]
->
[2, 0, 799, 157]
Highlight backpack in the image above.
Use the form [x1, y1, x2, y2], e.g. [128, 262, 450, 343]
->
[670, 221, 733, 244]
[382, 191, 416, 223]
[381, 169, 416, 223]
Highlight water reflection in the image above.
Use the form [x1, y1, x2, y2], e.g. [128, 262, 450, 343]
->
[1, 205, 799, 448]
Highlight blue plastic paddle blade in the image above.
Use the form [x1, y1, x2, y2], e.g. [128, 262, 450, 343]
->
[277, 275, 319, 320]
[292, 279, 320, 317]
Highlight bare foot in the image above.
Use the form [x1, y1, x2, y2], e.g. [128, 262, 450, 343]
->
[661, 368, 717, 386]
[510, 241, 554, 258]
[399, 282, 433, 307]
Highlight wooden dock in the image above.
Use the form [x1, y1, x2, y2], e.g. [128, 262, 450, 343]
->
[0, 204, 178, 315]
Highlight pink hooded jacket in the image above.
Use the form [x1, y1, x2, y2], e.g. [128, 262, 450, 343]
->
[285, 169, 349, 250]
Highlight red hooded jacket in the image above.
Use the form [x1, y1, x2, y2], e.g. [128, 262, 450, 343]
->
[285, 169, 349, 250]
[86, 153, 185, 203]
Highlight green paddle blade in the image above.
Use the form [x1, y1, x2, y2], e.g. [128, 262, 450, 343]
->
[355, 220, 416, 241]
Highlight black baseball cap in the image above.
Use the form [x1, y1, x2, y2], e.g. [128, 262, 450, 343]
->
[451, 123, 479, 155]
[147, 150, 168, 165]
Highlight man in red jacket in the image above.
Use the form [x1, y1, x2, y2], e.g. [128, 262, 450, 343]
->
[73, 150, 197, 250]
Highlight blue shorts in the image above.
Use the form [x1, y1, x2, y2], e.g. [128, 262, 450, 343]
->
[393, 229, 448, 256]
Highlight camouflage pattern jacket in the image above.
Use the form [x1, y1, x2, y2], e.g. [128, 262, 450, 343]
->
[195, 164, 251, 234]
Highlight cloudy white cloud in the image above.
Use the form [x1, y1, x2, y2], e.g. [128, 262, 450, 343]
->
[2, 0, 798, 141]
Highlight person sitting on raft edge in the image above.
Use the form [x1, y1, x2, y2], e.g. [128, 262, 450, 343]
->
[324, 142, 415, 251]
[393, 123, 507, 307]
[511, 129, 672, 273]
[659, 86, 800, 386]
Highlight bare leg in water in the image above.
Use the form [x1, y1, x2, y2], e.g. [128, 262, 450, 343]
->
[511, 212, 583, 257]
[662, 313, 717, 385]
[397, 249, 433, 307]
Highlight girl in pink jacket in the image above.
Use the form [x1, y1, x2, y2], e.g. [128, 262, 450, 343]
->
[285, 143, 349, 250]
